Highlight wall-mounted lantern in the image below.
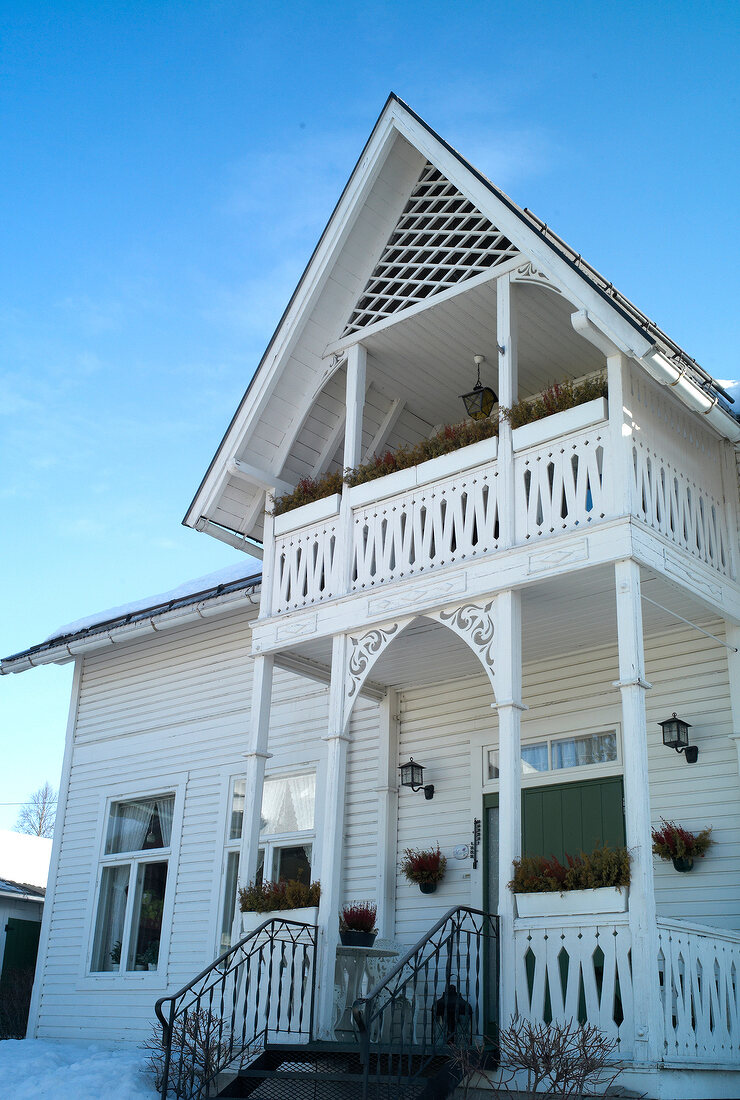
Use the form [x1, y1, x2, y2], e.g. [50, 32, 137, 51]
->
[659, 712, 698, 764]
[399, 758, 435, 800]
[460, 354, 497, 421]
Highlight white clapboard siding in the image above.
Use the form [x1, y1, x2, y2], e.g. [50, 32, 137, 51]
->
[393, 620, 740, 949]
[342, 697, 381, 904]
[34, 606, 345, 1044]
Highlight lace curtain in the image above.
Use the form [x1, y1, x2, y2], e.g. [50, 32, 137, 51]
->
[106, 795, 174, 854]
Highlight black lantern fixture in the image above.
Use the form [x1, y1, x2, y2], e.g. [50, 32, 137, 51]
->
[399, 757, 434, 800]
[659, 712, 698, 764]
[460, 354, 497, 421]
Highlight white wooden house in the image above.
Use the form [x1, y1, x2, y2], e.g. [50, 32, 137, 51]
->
[4, 95, 740, 1099]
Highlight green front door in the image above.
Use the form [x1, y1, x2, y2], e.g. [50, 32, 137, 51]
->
[521, 776, 625, 862]
[483, 776, 624, 1035]
[484, 775, 625, 912]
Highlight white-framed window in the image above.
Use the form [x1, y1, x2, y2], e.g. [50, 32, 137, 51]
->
[485, 729, 619, 785]
[218, 771, 316, 952]
[90, 793, 174, 973]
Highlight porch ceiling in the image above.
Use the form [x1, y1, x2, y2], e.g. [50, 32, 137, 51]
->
[364, 280, 605, 429]
[283, 564, 724, 692]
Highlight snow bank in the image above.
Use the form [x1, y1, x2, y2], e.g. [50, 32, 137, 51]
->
[0, 831, 52, 889]
[0, 1038, 157, 1100]
[47, 559, 262, 642]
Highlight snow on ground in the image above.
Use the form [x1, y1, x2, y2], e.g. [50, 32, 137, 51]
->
[0, 1039, 158, 1100]
[0, 831, 52, 888]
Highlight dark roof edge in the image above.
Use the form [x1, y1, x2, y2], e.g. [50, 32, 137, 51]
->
[392, 95, 733, 408]
[1, 571, 263, 669]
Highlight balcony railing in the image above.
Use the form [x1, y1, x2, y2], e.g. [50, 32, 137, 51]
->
[269, 388, 733, 618]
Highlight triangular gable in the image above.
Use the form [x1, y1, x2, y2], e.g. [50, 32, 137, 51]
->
[184, 94, 738, 549]
[343, 162, 518, 335]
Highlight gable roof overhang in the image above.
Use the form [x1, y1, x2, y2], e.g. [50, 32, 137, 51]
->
[185, 94, 739, 550]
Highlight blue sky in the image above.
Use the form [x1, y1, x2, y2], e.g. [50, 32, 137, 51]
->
[1, 1, 738, 829]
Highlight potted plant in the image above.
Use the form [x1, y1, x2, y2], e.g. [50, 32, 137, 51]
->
[238, 876, 321, 935]
[651, 818, 713, 872]
[401, 845, 447, 894]
[140, 940, 160, 971]
[509, 845, 631, 917]
[339, 901, 377, 947]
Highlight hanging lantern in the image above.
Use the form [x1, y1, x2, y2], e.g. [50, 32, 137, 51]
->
[399, 758, 435, 800]
[460, 354, 497, 421]
[659, 712, 698, 763]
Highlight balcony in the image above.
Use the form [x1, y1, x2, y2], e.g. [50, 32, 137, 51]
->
[269, 399, 611, 617]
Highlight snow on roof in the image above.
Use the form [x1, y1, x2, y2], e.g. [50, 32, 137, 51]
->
[0, 830, 53, 890]
[46, 559, 262, 642]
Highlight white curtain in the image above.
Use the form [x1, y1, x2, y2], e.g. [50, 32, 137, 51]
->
[260, 774, 315, 834]
[157, 796, 174, 846]
[106, 800, 152, 854]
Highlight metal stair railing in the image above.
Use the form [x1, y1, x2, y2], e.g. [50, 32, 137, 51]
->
[154, 917, 317, 1100]
[352, 906, 498, 1099]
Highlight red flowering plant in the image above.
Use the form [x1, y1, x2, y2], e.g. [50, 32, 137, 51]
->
[651, 819, 713, 862]
[509, 846, 631, 894]
[400, 845, 447, 886]
[500, 373, 607, 430]
[340, 901, 377, 934]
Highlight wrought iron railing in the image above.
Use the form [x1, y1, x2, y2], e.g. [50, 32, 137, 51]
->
[154, 917, 317, 1099]
[352, 906, 498, 1098]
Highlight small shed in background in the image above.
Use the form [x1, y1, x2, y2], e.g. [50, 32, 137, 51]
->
[0, 831, 52, 1037]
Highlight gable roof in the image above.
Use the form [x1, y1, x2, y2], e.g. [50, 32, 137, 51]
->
[184, 94, 738, 547]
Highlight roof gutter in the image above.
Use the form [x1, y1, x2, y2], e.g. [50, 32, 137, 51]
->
[641, 346, 740, 445]
[1, 583, 261, 675]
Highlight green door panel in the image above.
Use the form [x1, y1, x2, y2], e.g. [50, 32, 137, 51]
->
[1, 918, 41, 984]
[522, 776, 625, 862]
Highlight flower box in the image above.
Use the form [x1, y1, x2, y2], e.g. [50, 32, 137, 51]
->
[273, 494, 341, 536]
[240, 906, 319, 937]
[512, 398, 608, 452]
[349, 465, 418, 508]
[514, 886, 627, 918]
[414, 435, 498, 486]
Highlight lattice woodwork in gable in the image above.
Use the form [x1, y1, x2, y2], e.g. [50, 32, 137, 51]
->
[343, 162, 519, 335]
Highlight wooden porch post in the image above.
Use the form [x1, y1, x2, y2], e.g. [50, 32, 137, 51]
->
[493, 588, 524, 1027]
[497, 273, 518, 549]
[234, 654, 274, 936]
[344, 343, 367, 470]
[614, 558, 662, 1064]
[315, 633, 351, 1038]
[375, 690, 399, 939]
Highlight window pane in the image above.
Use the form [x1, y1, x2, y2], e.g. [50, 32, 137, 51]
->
[274, 845, 312, 884]
[552, 732, 617, 771]
[229, 780, 246, 841]
[522, 743, 549, 774]
[105, 795, 174, 854]
[220, 851, 240, 951]
[260, 774, 315, 835]
[126, 861, 167, 971]
[255, 847, 265, 887]
[91, 864, 130, 972]
[487, 744, 548, 780]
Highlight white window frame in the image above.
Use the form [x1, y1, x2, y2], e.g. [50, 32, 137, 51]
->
[482, 724, 623, 791]
[215, 767, 317, 954]
[79, 776, 186, 987]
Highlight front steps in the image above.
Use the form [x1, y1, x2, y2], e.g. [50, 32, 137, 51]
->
[216, 1042, 459, 1099]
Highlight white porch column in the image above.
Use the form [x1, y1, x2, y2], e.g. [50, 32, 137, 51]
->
[493, 588, 524, 1026]
[233, 655, 274, 941]
[614, 559, 661, 1064]
[375, 690, 399, 939]
[606, 352, 634, 517]
[497, 273, 518, 549]
[315, 633, 351, 1038]
[344, 343, 367, 470]
[726, 623, 740, 769]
